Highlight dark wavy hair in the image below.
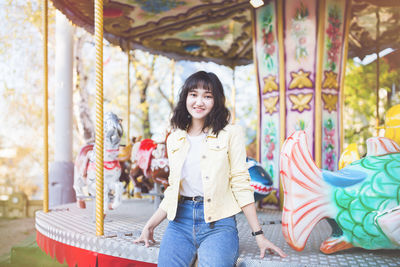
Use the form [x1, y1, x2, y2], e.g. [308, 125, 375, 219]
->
[170, 71, 231, 135]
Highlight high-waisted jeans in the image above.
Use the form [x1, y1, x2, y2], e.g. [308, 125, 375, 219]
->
[158, 200, 239, 267]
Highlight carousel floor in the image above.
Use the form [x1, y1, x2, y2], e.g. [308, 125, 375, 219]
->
[35, 199, 400, 267]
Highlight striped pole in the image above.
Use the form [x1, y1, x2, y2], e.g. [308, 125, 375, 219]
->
[94, 0, 104, 236]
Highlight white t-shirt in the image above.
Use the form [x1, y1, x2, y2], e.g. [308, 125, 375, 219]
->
[179, 133, 205, 197]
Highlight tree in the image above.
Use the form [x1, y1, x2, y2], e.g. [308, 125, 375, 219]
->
[343, 58, 400, 154]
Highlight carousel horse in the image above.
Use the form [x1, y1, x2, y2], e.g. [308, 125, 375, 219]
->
[280, 131, 400, 254]
[117, 136, 142, 196]
[129, 133, 275, 201]
[129, 136, 170, 198]
[73, 112, 124, 211]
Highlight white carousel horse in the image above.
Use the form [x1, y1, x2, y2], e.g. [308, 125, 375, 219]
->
[73, 112, 124, 212]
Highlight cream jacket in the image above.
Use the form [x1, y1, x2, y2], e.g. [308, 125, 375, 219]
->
[159, 124, 254, 223]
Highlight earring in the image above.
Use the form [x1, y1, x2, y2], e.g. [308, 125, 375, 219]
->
[187, 114, 191, 118]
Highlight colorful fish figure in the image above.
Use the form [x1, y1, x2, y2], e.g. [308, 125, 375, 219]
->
[246, 157, 273, 202]
[280, 131, 400, 254]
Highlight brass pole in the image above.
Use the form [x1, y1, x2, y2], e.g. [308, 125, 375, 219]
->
[339, 0, 352, 154]
[277, 0, 287, 210]
[94, 0, 104, 236]
[231, 68, 236, 123]
[127, 52, 130, 144]
[375, 8, 380, 136]
[250, 9, 261, 162]
[315, 0, 326, 168]
[170, 59, 175, 106]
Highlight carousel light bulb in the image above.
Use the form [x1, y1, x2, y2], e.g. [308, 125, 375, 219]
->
[250, 0, 264, 8]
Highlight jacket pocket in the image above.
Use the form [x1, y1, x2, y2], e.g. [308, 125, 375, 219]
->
[207, 140, 227, 151]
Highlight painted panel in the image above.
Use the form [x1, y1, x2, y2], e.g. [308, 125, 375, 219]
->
[284, 0, 318, 155]
[254, 1, 281, 192]
[321, 0, 346, 171]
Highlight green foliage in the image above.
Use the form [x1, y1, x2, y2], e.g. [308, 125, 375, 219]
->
[344, 58, 400, 154]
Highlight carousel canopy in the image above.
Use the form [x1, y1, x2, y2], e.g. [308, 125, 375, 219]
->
[50, 0, 400, 67]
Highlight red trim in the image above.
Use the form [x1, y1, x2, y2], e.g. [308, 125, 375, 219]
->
[36, 231, 156, 267]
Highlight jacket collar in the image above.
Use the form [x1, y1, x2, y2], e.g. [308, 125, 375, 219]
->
[174, 128, 217, 140]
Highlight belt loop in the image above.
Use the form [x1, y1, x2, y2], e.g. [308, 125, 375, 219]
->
[209, 222, 215, 229]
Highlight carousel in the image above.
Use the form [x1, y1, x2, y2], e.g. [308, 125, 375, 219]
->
[35, 0, 400, 266]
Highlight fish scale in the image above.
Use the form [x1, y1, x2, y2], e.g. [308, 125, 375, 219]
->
[332, 154, 400, 249]
[280, 131, 400, 253]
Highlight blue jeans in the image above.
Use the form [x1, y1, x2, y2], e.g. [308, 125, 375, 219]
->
[158, 200, 239, 267]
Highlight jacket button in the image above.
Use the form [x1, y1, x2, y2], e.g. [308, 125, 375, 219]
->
[202, 155, 206, 159]
[207, 198, 211, 202]
[216, 145, 220, 149]
[205, 176, 209, 180]
[208, 216, 212, 220]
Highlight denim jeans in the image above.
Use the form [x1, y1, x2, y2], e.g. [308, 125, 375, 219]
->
[158, 200, 239, 267]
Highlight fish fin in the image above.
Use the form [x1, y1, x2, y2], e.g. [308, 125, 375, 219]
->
[366, 137, 400, 157]
[376, 206, 400, 246]
[322, 169, 367, 188]
[320, 236, 354, 254]
[280, 131, 334, 251]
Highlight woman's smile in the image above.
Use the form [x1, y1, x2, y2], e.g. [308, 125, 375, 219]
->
[186, 88, 214, 122]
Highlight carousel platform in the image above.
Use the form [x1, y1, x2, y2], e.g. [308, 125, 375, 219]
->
[35, 199, 400, 267]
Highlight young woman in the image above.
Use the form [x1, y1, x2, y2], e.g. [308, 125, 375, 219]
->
[134, 71, 286, 266]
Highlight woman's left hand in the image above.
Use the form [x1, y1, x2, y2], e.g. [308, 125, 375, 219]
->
[255, 235, 287, 258]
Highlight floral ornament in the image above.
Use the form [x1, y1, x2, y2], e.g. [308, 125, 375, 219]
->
[323, 118, 336, 171]
[261, 6, 276, 71]
[324, 150, 335, 171]
[322, 93, 338, 112]
[263, 120, 277, 177]
[289, 70, 313, 89]
[289, 93, 313, 112]
[325, 5, 342, 71]
[291, 1, 309, 61]
[263, 96, 279, 114]
[263, 75, 278, 93]
[322, 71, 339, 90]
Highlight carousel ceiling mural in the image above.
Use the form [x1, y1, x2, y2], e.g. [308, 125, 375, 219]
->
[50, 0, 400, 66]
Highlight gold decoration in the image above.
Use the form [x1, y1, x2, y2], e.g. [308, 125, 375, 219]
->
[322, 93, 338, 112]
[289, 70, 313, 89]
[263, 96, 279, 114]
[289, 93, 313, 112]
[322, 71, 339, 89]
[261, 190, 278, 205]
[263, 75, 278, 93]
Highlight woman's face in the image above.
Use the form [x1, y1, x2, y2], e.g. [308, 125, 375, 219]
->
[186, 87, 214, 124]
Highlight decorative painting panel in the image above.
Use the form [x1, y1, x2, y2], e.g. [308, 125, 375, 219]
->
[321, 0, 346, 171]
[284, 0, 318, 155]
[254, 1, 281, 200]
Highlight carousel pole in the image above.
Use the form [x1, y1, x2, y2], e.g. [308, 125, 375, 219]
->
[170, 59, 175, 106]
[315, 0, 326, 168]
[231, 67, 236, 123]
[375, 8, 380, 137]
[339, 0, 352, 154]
[127, 51, 130, 144]
[94, 0, 104, 236]
[43, 0, 49, 213]
[250, 9, 260, 162]
[277, 0, 286, 210]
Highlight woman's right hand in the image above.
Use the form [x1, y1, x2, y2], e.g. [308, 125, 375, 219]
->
[134, 226, 157, 247]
